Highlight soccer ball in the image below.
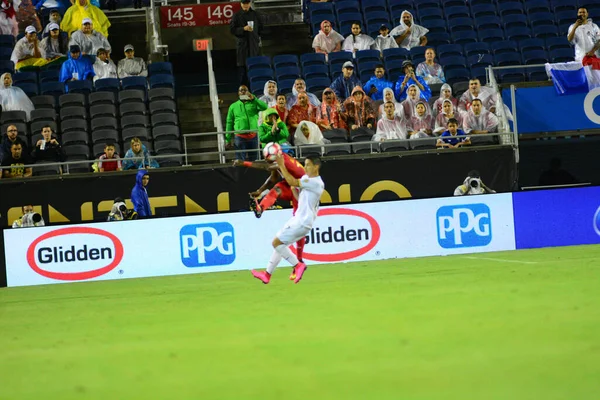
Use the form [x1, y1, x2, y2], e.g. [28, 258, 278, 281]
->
[263, 142, 282, 161]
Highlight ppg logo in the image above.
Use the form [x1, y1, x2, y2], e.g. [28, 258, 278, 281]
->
[436, 204, 492, 248]
[180, 223, 236, 267]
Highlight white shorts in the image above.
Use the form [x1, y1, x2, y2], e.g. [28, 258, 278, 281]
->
[276, 219, 311, 245]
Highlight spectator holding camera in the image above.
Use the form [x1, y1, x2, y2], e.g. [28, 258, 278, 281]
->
[107, 198, 138, 221]
[32, 125, 65, 164]
[12, 205, 45, 228]
[568, 8, 600, 61]
[454, 170, 495, 196]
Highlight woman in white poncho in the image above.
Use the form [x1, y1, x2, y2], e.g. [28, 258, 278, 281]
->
[312, 20, 343, 61]
[342, 21, 374, 57]
[294, 121, 329, 146]
[0, 72, 35, 120]
[377, 87, 405, 120]
[257, 80, 277, 125]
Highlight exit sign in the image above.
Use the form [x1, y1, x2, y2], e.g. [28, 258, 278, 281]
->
[193, 38, 212, 51]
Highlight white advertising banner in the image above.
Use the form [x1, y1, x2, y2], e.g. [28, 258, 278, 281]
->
[4, 194, 516, 287]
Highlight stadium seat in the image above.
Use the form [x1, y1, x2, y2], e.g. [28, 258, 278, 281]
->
[39, 69, 59, 83]
[14, 82, 38, 98]
[303, 64, 329, 80]
[383, 48, 410, 63]
[30, 109, 56, 123]
[0, 110, 27, 124]
[437, 44, 463, 59]
[148, 61, 173, 76]
[464, 42, 491, 57]
[250, 78, 269, 94]
[12, 71, 37, 85]
[358, 61, 379, 82]
[506, 27, 532, 42]
[441, 0, 465, 7]
[335, 1, 360, 17]
[31, 95, 56, 110]
[273, 54, 299, 70]
[529, 12, 556, 28]
[448, 17, 475, 33]
[67, 79, 93, 95]
[30, 120, 57, 136]
[328, 52, 353, 67]
[426, 32, 451, 47]
[151, 113, 178, 127]
[121, 115, 149, 130]
[91, 117, 118, 131]
[410, 137, 437, 150]
[41, 81, 64, 97]
[492, 40, 518, 55]
[386, 60, 405, 81]
[471, 4, 497, 18]
[520, 38, 546, 53]
[545, 36, 571, 52]
[410, 46, 427, 60]
[277, 79, 296, 95]
[381, 140, 409, 152]
[497, 68, 526, 83]
[524, 0, 550, 15]
[440, 55, 467, 72]
[416, 0, 440, 11]
[63, 144, 91, 163]
[59, 93, 85, 108]
[494, 53, 522, 66]
[470, 67, 488, 83]
[61, 119, 88, 133]
[498, 2, 524, 17]
[388, 0, 414, 15]
[148, 88, 175, 102]
[92, 129, 119, 145]
[555, 10, 575, 27]
[149, 100, 177, 115]
[551, 0, 576, 13]
[478, 29, 505, 43]
[356, 49, 381, 65]
[419, 8, 444, 23]
[444, 68, 470, 85]
[549, 48, 574, 63]
[364, 10, 390, 26]
[533, 25, 559, 39]
[444, 6, 470, 19]
[522, 50, 549, 64]
[276, 66, 301, 81]
[153, 125, 180, 140]
[300, 53, 327, 68]
[61, 131, 89, 146]
[247, 67, 274, 82]
[337, 12, 363, 26]
[476, 16, 502, 31]
[60, 106, 87, 121]
[0, 34, 14, 47]
[119, 89, 146, 104]
[452, 30, 478, 45]
[527, 67, 549, 82]
[91, 104, 118, 118]
[468, 54, 494, 69]
[324, 143, 351, 156]
[246, 56, 271, 70]
[94, 78, 120, 93]
[366, 23, 384, 38]
[308, 1, 333, 16]
[306, 77, 331, 93]
[0, 60, 14, 74]
[422, 19, 448, 34]
[89, 91, 116, 106]
[154, 138, 182, 154]
[121, 76, 147, 92]
[503, 14, 529, 30]
[122, 127, 149, 142]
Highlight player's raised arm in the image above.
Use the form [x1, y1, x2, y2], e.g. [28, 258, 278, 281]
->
[232, 159, 277, 170]
[276, 153, 300, 187]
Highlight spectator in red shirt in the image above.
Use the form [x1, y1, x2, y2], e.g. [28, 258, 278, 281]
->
[97, 143, 122, 172]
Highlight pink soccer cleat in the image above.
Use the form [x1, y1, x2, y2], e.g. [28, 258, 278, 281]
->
[293, 263, 307, 284]
[251, 270, 270, 284]
[289, 266, 296, 281]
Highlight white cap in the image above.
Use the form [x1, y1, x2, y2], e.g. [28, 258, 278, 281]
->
[25, 25, 37, 34]
[124, 44, 134, 52]
[48, 22, 59, 31]
[82, 18, 92, 25]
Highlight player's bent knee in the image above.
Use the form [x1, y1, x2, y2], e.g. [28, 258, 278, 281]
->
[272, 237, 283, 248]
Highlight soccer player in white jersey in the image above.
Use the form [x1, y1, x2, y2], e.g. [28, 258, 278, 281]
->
[251, 154, 325, 284]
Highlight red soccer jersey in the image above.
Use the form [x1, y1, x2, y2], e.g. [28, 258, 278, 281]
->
[282, 153, 305, 179]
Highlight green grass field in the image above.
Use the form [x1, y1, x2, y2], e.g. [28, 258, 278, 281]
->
[1, 245, 600, 400]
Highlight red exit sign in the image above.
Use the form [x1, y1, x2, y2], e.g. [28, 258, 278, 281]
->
[193, 38, 212, 51]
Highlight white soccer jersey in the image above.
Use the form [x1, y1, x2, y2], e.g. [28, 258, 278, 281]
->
[295, 175, 325, 228]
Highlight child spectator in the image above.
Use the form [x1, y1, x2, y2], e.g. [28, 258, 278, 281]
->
[432, 83, 458, 117]
[437, 118, 470, 148]
[373, 24, 398, 54]
[97, 143, 122, 172]
[407, 101, 434, 138]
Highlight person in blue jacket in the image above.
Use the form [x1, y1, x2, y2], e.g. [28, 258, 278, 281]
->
[59, 45, 94, 86]
[363, 64, 394, 101]
[330, 61, 362, 102]
[394, 59, 431, 102]
[131, 169, 152, 217]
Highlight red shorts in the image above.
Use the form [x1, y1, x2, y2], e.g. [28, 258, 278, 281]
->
[274, 181, 298, 213]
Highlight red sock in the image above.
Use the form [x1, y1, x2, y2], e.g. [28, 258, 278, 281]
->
[296, 237, 306, 262]
[259, 189, 278, 210]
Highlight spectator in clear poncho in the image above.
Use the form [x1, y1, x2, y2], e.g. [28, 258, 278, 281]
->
[69, 17, 110, 56]
[312, 19, 343, 61]
[458, 78, 496, 114]
[286, 78, 320, 108]
[374, 101, 408, 141]
[342, 21, 375, 57]
[0, 0, 18, 37]
[93, 47, 117, 81]
[416, 48, 445, 85]
[432, 83, 458, 118]
[317, 88, 346, 132]
[341, 86, 376, 135]
[462, 98, 499, 135]
[287, 91, 318, 132]
[294, 121, 328, 146]
[373, 24, 398, 54]
[401, 84, 431, 120]
[377, 87, 404, 120]
[117, 44, 147, 78]
[434, 99, 463, 135]
[390, 10, 428, 50]
[407, 101, 434, 138]
[257, 80, 277, 125]
[0, 72, 35, 120]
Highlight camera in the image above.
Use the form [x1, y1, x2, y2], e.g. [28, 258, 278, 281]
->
[239, 95, 250, 101]
[21, 212, 43, 227]
[469, 178, 481, 189]
[577, 15, 583, 20]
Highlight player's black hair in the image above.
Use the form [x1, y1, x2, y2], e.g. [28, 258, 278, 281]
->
[375, 64, 385, 70]
[306, 155, 322, 169]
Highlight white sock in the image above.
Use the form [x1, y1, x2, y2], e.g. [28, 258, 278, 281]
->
[266, 250, 282, 275]
[275, 244, 299, 266]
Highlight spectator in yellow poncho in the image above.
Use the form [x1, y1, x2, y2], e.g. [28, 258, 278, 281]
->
[60, 0, 110, 37]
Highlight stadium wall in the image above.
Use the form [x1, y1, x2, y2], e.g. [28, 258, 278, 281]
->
[4, 185, 600, 288]
[0, 148, 516, 227]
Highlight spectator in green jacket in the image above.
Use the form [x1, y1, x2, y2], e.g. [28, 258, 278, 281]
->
[225, 85, 268, 161]
[258, 108, 290, 148]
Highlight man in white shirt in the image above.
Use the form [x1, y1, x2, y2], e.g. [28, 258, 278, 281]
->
[567, 8, 600, 61]
[251, 154, 325, 285]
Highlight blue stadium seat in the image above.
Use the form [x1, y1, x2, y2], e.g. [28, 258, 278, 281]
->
[358, 61, 379, 83]
[419, 8, 444, 22]
[583, 4, 600, 17]
[300, 53, 326, 67]
[448, 17, 475, 33]
[367, 23, 385, 38]
[464, 42, 491, 57]
[527, 67, 548, 82]
[247, 67, 273, 82]
[503, 14, 529, 30]
[12, 71, 37, 85]
[497, 69, 526, 83]
[388, 0, 414, 15]
[452, 30, 478, 45]
[476, 15, 502, 30]
[444, 6, 470, 19]
[506, 27, 532, 41]
[14, 82, 39, 97]
[338, 21, 355, 37]
[529, 12, 557, 28]
[479, 29, 505, 43]
[439, 55, 467, 71]
[409, 46, 427, 61]
[335, 1, 360, 17]
[550, 0, 577, 12]
[329, 63, 345, 80]
[383, 47, 410, 63]
[444, 68, 471, 85]
[149, 74, 175, 89]
[471, 4, 497, 18]
[522, 50, 549, 64]
[0, 34, 14, 47]
[273, 54, 299, 70]
[0, 47, 12, 60]
[555, 10, 575, 26]
[491, 40, 518, 55]
[362, 0, 387, 14]
[426, 32, 451, 46]
[94, 78, 120, 93]
[148, 62, 173, 76]
[246, 56, 271, 70]
[520, 38, 546, 53]
[303, 64, 329, 80]
[385, 60, 405, 81]
[545, 36, 571, 51]
[498, 2, 524, 17]
[250, 78, 269, 94]
[469, 0, 493, 6]
[494, 53, 522, 66]
[533, 25, 559, 39]
[549, 48, 574, 63]
[41, 81, 65, 97]
[328, 52, 353, 67]
[356, 49, 381, 65]
[437, 44, 463, 58]
[364, 11, 390, 26]
[416, 0, 440, 11]
[121, 76, 147, 92]
[467, 54, 494, 69]
[524, 0, 550, 15]
[422, 19, 448, 34]
[306, 77, 331, 93]
[441, 0, 466, 7]
[276, 66, 301, 81]
[308, 1, 333, 16]
[39, 69, 59, 83]
[470, 67, 487, 83]
[67, 79, 93, 95]
[338, 12, 363, 26]
[0, 60, 14, 74]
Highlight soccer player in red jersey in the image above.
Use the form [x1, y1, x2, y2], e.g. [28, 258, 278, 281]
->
[233, 152, 307, 279]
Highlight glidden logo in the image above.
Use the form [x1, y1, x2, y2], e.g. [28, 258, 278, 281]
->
[26, 227, 124, 281]
[293, 208, 381, 262]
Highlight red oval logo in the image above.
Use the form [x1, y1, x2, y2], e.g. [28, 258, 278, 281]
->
[292, 208, 381, 262]
[26, 227, 124, 281]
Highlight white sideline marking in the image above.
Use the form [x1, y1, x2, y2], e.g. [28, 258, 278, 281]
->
[462, 256, 539, 265]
